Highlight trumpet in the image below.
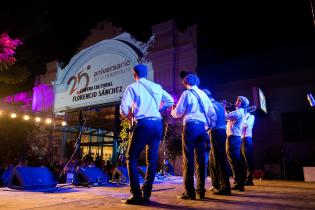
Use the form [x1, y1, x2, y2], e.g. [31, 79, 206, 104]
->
[245, 106, 257, 113]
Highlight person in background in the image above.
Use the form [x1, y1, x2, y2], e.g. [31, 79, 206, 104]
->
[104, 160, 114, 179]
[65, 159, 76, 184]
[203, 89, 231, 195]
[120, 64, 174, 204]
[1, 163, 14, 187]
[112, 155, 128, 184]
[171, 73, 216, 200]
[159, 159, 174, 176]
[241, 108, 255, 186]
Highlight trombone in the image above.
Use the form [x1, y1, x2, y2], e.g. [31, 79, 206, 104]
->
[221, 100, 257, 113]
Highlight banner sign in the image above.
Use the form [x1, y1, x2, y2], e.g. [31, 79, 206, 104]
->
[53, 33, 153, 113]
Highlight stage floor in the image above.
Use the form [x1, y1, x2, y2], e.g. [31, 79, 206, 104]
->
[1, 177, 315, 210]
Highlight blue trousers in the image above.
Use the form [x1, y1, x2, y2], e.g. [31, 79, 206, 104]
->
[226, 135, 245, 187]
[126, 118, 162, 198]
[210, 129, 230, 190]
[182, 121, 209, 196]
[241, 137, 254, 183]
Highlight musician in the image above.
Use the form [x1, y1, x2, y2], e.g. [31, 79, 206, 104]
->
[241, 109, 255, 186]
[171, 73, 216, 200]
[225, 96, 249, 192]
[203, 89, 231, 195]
[120, 64, 174, 204]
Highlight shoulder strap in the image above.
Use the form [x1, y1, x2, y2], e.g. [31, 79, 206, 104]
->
[212, 102, 219, 114]
[138, 81, 159, 109]
[189, 89, 211, 129]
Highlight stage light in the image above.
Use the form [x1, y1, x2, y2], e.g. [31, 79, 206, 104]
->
[45, 118, 52, 124]
[61, 121, 67, 126]
[35, 117, 41, 122]
[23, 115, 30, 121]
[307, 93, 315, 107]
[10, 113, 17, 118]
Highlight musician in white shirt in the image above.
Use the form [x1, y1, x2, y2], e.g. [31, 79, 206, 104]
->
[171, 73, 216, 200]
[225, 96, 249, 192]
[120, 64, 174, 204]
[241, 111, 255, 186]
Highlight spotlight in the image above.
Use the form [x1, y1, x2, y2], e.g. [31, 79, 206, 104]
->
[61, 121, 67, 126]
[0, 110, 3, 115]
[45, 118, 52, 124]
[307, 93, 315, 107]
[10, 113, 17, 118]
[35, 117, 41, 122]
[23, 115, 30, 121]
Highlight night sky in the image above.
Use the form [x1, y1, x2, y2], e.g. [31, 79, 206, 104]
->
[0, 0, 314, 96]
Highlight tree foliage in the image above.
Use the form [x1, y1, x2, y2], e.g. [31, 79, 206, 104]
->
[164, 122, 182, 161]
[0, 32, 30, 84]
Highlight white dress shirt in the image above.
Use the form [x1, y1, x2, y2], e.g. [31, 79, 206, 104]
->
[242, 113, 255, 138]
[226, 108, 245, 137]
[171, 85, 216, 126]
[120, 78, 174, 120]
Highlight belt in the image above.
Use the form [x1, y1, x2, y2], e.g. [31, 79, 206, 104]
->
[184, 120, 205, 125]
[211, 127, 226, 132]
[136, 117, 162, 122]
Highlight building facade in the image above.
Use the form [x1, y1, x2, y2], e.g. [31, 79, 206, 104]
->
[1, 19, 314, 179]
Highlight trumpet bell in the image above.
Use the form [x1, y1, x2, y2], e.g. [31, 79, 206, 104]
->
[245, 106, 257, 113]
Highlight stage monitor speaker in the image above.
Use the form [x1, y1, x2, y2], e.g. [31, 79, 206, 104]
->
[74, 167, 109, 185]
[8, 166, 57, 190]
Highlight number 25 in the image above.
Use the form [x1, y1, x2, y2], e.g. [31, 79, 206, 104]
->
[67, 71, 89, 95]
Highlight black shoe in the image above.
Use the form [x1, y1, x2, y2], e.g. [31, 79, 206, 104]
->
[142, 194, 151, 203]
[209, 186, 218, 191]
[196, 193, 205, 199]
[121, 196, 143, 205]
[177, 193, 196, 200]
[231, 185, 245, 192]
[213, 189, 231, 196]
[245, 181, 254, 186]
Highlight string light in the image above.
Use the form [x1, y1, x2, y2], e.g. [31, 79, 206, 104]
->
[0, 109, 66, 126]
[23, 115, 30, 121]
[45, 118, 52, 124]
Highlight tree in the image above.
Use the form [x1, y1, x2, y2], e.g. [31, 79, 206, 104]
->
[0, 32, 30, 84]
[164, 122, 182, 161]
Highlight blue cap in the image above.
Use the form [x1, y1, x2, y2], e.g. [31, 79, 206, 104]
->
[183, 73, 200, 86]
[133, 64, 148, 78]
[238, 96, 249, 108]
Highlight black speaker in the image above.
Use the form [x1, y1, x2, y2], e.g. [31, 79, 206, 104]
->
[74, 167, 108, 185]
[8, 167, 57, 190]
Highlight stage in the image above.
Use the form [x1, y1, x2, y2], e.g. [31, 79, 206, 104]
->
[0, 178, 315, 210]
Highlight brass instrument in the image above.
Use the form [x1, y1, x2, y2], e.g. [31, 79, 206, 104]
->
[245, 106, 257, 113]
[221, 100, 256, 113]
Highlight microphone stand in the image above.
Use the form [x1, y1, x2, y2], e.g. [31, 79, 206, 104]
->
[76, 110, 84, 165]
[59, 109, 86, 183]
